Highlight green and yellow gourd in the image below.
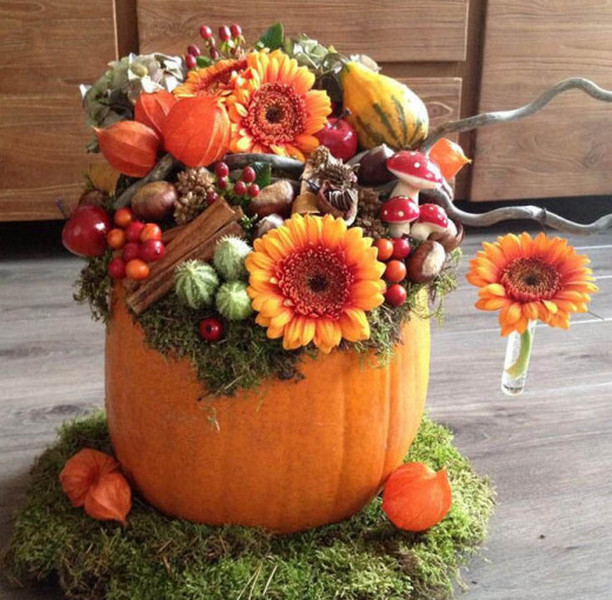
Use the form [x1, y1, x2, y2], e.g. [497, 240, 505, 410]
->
[341, 62, 429, 150]
[174, 260, 219, 309]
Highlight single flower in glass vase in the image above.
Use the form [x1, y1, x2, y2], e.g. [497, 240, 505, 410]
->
[467, 232, 597, 395]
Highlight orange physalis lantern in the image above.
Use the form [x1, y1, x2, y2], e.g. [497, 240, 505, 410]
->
[163, 96, 231, 167]
[382, 462, 452, 532]
[59, 448, 132, 525]
[95, 121, 161, 178]
[428, 138, 471, 181]
[134, 90, 177, 139]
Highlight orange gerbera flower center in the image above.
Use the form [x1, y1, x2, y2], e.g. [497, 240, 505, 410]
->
[501, 257, 561, 302]
[276, 246, 354, 318]
[245, 82, 307, 145]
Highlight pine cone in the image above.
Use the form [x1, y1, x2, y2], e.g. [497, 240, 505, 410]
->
[355, 187, 387, 239]
[174, 167, 216, 225]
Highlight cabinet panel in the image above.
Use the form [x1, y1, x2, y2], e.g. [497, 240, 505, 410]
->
[0, 0, 117, 221]
[138, 0, 469, 62]
[471, 0, 612, 201]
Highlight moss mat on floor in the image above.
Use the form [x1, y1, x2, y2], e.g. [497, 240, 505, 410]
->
[2, 413, 494, 600]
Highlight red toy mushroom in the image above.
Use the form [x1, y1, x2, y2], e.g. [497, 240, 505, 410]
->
[410, 203, 449, 241]
[386, 151, 445, 204]
[380, 196, 420, 238]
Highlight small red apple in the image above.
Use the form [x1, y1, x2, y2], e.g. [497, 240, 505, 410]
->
[315, 118, 358, 160]
[61, 205, 111, 257]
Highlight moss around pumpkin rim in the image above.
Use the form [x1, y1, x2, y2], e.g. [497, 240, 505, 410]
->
[2, 412, 495, 600]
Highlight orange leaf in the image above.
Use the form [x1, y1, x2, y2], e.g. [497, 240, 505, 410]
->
[84, 471, 132, 526]
[134, 90, 177, 139]
[382, 462, 452, 532]
[94, 121, 161, 178]
[428, 138, 471, 181]
[163, 96, 231, 167]
[59, 449, 119, 508]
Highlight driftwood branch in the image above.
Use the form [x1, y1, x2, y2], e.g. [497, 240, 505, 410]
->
[223, 153, 305, 173]
[114, 154, 178, 209]
[425, 186, 612, 236]
[421, 77, 612, 152]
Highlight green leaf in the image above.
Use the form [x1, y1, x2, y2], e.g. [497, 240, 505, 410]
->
[256, 23, 284, 51]
[252, 162, 272, 188]
[196, 56, 212, 68]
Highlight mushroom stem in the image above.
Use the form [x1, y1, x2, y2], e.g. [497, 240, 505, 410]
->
[390, 181, 419, 200]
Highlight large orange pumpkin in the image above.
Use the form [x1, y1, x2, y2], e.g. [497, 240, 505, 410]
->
[105, 287, 430, 533]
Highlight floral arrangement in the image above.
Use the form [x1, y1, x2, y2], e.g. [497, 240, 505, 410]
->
[66, 23, 468, 396]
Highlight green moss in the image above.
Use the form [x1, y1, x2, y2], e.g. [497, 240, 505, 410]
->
[74, 248, 459, 395]
[2, 413, 494, 600]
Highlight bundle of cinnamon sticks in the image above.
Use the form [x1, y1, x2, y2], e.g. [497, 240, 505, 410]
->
[126, 200, 244, 314]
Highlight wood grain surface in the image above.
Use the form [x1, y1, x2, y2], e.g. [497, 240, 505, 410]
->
[0, 0, 117, 221]
[1, 226, 611, 599]
[471, 0, 612, 201]
[137, 0, 469, 62]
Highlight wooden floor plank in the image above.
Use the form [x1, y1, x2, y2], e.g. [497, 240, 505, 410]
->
[1, 227, 611, 599]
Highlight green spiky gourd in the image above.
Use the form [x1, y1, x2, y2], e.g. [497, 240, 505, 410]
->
[174, 260, 219, 309]
[215, 281, 253, 321]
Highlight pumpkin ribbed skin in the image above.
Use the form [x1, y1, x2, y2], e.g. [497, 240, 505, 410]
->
[341, 61, 429, 150]
[105, 288, 430, 533]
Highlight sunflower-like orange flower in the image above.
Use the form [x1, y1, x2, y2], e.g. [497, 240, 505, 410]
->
[173, 59, 247, 98]
[467, 232, 597, 335]
[226, 49, 331, 161]
[246, 214, 386, 353]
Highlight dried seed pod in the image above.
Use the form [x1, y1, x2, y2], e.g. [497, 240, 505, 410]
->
[316, 180, 358, 225]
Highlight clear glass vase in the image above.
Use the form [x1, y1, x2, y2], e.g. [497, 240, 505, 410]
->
[501, 320, 537, 396]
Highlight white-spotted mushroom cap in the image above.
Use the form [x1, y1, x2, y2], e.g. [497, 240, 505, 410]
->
[410, 203, 449, 241]
[386, 151, 444, 191]
[380, 196, 420, 225]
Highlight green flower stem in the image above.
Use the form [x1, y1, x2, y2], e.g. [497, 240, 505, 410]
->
[505, 325, 534, 379]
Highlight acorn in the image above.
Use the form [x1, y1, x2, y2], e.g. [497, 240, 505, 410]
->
[405, 240, 446, 283]
[132, 181, 178, 222]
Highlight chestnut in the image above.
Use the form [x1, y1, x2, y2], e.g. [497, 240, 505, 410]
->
[405, 240, 446, 283]
[132, 181, 178, 222]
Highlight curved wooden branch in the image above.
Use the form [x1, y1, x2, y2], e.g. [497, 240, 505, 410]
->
[425, 186, 612, 236]
[114, 154, 178, 209]
[421, 77, 612, 152]
[223, 153, 305, 173]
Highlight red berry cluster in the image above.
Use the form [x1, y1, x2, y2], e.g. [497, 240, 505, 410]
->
[213, 162, 260, 200]
[185, 23, 244, 67]
[107, 208, 166, 281]
[374, 237, 412, 307]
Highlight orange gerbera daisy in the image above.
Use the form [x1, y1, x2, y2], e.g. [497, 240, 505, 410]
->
[245, 214, 386, 353]
[226, 49, 331, 161]
[467, 232, 597, 335]
[173, 59, 247, 98]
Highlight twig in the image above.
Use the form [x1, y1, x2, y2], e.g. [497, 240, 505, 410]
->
[113, 154, 178, 209]
[425, 186, 612, 236]
[223, 152, 305, 173]
[421, 78, 612, 152]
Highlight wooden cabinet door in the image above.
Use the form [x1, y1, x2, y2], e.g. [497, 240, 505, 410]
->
[0, 1, 118, 221]
[471, 0, 612, 202]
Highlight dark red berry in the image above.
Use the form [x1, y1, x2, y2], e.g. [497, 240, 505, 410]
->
[187, 44, 201, 57]
[241, 166, 256, 183]
[108, 257, 126, 279]
[384, 283, 407, 307]
[214, 162, 229, 178]
[206, 191, 219, 205]
[230, 23, 242, 38]
[125, 221, 145, 243]
[199, 317, 224, 342]
[247, 184, 260, 198]
[219, 25, 231, 41]
[185, 54, 197, 69]
[139, 239, 165, 262]
[210, 47, 220, 60]
[122, 242, 141, 263]
[391, 237, 411, 260]
[200, 25, 213, 39]
[217, 177, 229, 190]
[233, 180, 247, 196]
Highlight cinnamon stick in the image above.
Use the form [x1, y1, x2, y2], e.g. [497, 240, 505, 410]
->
[125, 200, 244, 314]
